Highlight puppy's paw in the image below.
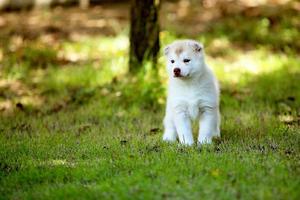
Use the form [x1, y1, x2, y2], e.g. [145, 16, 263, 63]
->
[198, 137, 213, 145]
[179, 140, 194, 146]
[163, 132, 177, 142]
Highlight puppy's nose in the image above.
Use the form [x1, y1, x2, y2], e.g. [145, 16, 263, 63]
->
[173, 68, 181, 76]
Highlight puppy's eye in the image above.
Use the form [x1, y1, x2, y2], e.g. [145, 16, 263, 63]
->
[171, 60, 175, 63]
[183, 59, 190, 63]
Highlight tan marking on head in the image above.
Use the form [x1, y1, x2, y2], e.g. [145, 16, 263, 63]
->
[166, 40, 203, 57]
[175, 46, 184, 56]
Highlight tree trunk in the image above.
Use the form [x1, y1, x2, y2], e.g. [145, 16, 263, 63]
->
[79, 0, 89, 9]
[129, 0, 160, 73]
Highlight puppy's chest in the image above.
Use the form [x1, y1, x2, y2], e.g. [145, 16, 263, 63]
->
[169, 84, 210, 119]
[187, 100, 202, 120]
[173, 97, 204, 120]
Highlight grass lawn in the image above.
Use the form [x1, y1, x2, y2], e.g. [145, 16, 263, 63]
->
[0, 2, 300, 199]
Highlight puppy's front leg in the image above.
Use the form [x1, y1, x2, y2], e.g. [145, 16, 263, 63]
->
[198, 108, 220, 144]
[174, 112, 194, 145]
[163, 116, 177, 142]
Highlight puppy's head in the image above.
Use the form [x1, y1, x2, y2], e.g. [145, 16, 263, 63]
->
[164, 40, 205, 79]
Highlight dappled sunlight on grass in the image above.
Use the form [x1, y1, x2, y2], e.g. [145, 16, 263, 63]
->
[60, 35, 128, 62]
[0, 34, 131, 114]
[50, 35, 129, 87]
[207, 47, 298, 85]
[1, 30, 299, 116]
[0, 79, 44, 114]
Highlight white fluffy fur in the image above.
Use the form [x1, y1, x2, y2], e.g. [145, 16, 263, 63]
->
[163, 40, 220, 145]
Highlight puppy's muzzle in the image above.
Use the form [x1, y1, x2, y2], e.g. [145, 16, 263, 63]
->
[173, 68, 182, 77]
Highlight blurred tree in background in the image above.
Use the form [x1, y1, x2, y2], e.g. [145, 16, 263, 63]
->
[79, 0, 90, 9]
[129, 0, 160, 73]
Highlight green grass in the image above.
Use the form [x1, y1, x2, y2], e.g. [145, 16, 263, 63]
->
[1, 5, 300, 200]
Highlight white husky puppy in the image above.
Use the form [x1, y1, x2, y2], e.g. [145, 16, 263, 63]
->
[163, 40, 220, 145]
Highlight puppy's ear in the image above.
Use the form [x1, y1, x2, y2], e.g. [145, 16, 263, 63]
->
[164, 46, 170, 55]
[193, 42, 202, 52]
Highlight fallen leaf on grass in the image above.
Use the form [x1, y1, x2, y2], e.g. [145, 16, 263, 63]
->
[149, 128, 160, 135]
